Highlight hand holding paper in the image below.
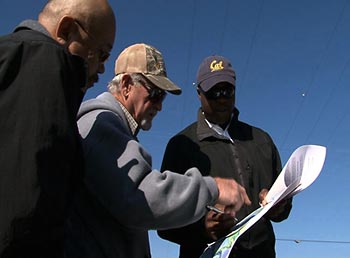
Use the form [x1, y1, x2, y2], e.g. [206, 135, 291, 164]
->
[205, 204, 238, 241]
[200, 145, 327, 258]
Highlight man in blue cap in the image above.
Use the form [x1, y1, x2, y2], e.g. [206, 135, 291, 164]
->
[158, 55, 293, 258]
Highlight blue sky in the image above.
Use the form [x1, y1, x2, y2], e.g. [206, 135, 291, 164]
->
[2, 0, 350, 257]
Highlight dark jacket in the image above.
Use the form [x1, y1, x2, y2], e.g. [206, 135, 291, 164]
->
[0, 21, 86, 258]
[158, 108, 292, 258]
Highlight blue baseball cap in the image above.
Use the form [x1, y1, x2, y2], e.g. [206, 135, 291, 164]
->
[196, 55, 236, 92]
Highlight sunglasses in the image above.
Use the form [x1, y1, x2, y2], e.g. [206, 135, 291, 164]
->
[139, 80, 167, 103]
[74, 19, 110, 63]
[198, 85, 235, 100]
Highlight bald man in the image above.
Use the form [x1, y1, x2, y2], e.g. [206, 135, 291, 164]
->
[0, 0, 116, 257]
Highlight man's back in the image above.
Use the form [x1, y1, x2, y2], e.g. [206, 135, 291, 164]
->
[0, 23, 85, 258]
[65, 93, 152, 258]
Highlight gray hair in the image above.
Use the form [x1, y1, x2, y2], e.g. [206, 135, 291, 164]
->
[107, 73, 147, 94]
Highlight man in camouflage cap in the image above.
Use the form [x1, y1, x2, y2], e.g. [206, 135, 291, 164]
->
[65, 44, 251, 258]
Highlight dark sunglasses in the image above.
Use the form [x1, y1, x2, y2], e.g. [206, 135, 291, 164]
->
[140, 81, 167, 103]
[198, 85, 235, 100]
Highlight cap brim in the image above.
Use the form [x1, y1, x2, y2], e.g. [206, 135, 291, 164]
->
[199, 74, 235, 92]
[143, 74, 182, 95]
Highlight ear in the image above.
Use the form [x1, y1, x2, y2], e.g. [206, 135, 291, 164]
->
[55, 16, 76, 45]
[120, 74, 133, 98]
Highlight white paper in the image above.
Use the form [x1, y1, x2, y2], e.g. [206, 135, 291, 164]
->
[265, 145, 326, 202]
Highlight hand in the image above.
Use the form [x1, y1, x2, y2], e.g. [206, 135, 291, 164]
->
[259, 188, 269, 206]
[259, 188, 289, 219]
[214, 177, 251, 216]
[205, 204, 237, 240]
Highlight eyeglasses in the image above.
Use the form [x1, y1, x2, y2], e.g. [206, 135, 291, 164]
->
[74, 19, 110, 63]
[137, 80, 167, 103]
[198, 85, 235, 100]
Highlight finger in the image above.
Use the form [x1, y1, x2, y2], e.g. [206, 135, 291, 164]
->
[206, 211, 221, 221]
[259, 189, 268, 199]
[259, 189, 269, 205]
[223, 206, 240, 222]
[223, 205, 236, 216]
[214, 203, 226, 211]
[239, 185, 251, 206]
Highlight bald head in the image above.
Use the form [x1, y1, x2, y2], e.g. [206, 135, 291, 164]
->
[39, 0, 116, 39]
[38, 0, 116, 89]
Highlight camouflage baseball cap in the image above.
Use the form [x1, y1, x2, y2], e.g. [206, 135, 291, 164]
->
[115, 43, 182, 94]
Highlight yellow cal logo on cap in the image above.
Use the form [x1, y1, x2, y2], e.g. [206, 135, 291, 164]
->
[210, 60, 224, 72]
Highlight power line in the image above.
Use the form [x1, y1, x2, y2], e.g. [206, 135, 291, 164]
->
[304, 0, 350, 144]
[306, 56, 350, 144]
[280, 0, 349, 149]
[218, 0, 230, 54]
[239, 0, 265, 97]
[180, 0, 198, 128]
[277, 238, 350, 244]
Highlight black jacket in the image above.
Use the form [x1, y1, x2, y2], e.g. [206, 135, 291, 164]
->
[0, 21, 86, 258]
[158, 108, 292, 258]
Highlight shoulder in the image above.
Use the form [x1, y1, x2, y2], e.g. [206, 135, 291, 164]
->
[0, 27, 85, 82]
[163, 122, 200, 157]
[177, 121, 197, 137]
[2, 25, 85, 67]
[1, 26, 60, 54]
[236, 120, 273, 142]
[78, 108, 126, 138]
[168, 122, 197, 143]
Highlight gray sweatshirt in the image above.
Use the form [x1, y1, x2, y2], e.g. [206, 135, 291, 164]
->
[65, 92, 218, 258]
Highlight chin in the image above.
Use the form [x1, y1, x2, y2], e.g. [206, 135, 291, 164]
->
[141, 119, 152, 131]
